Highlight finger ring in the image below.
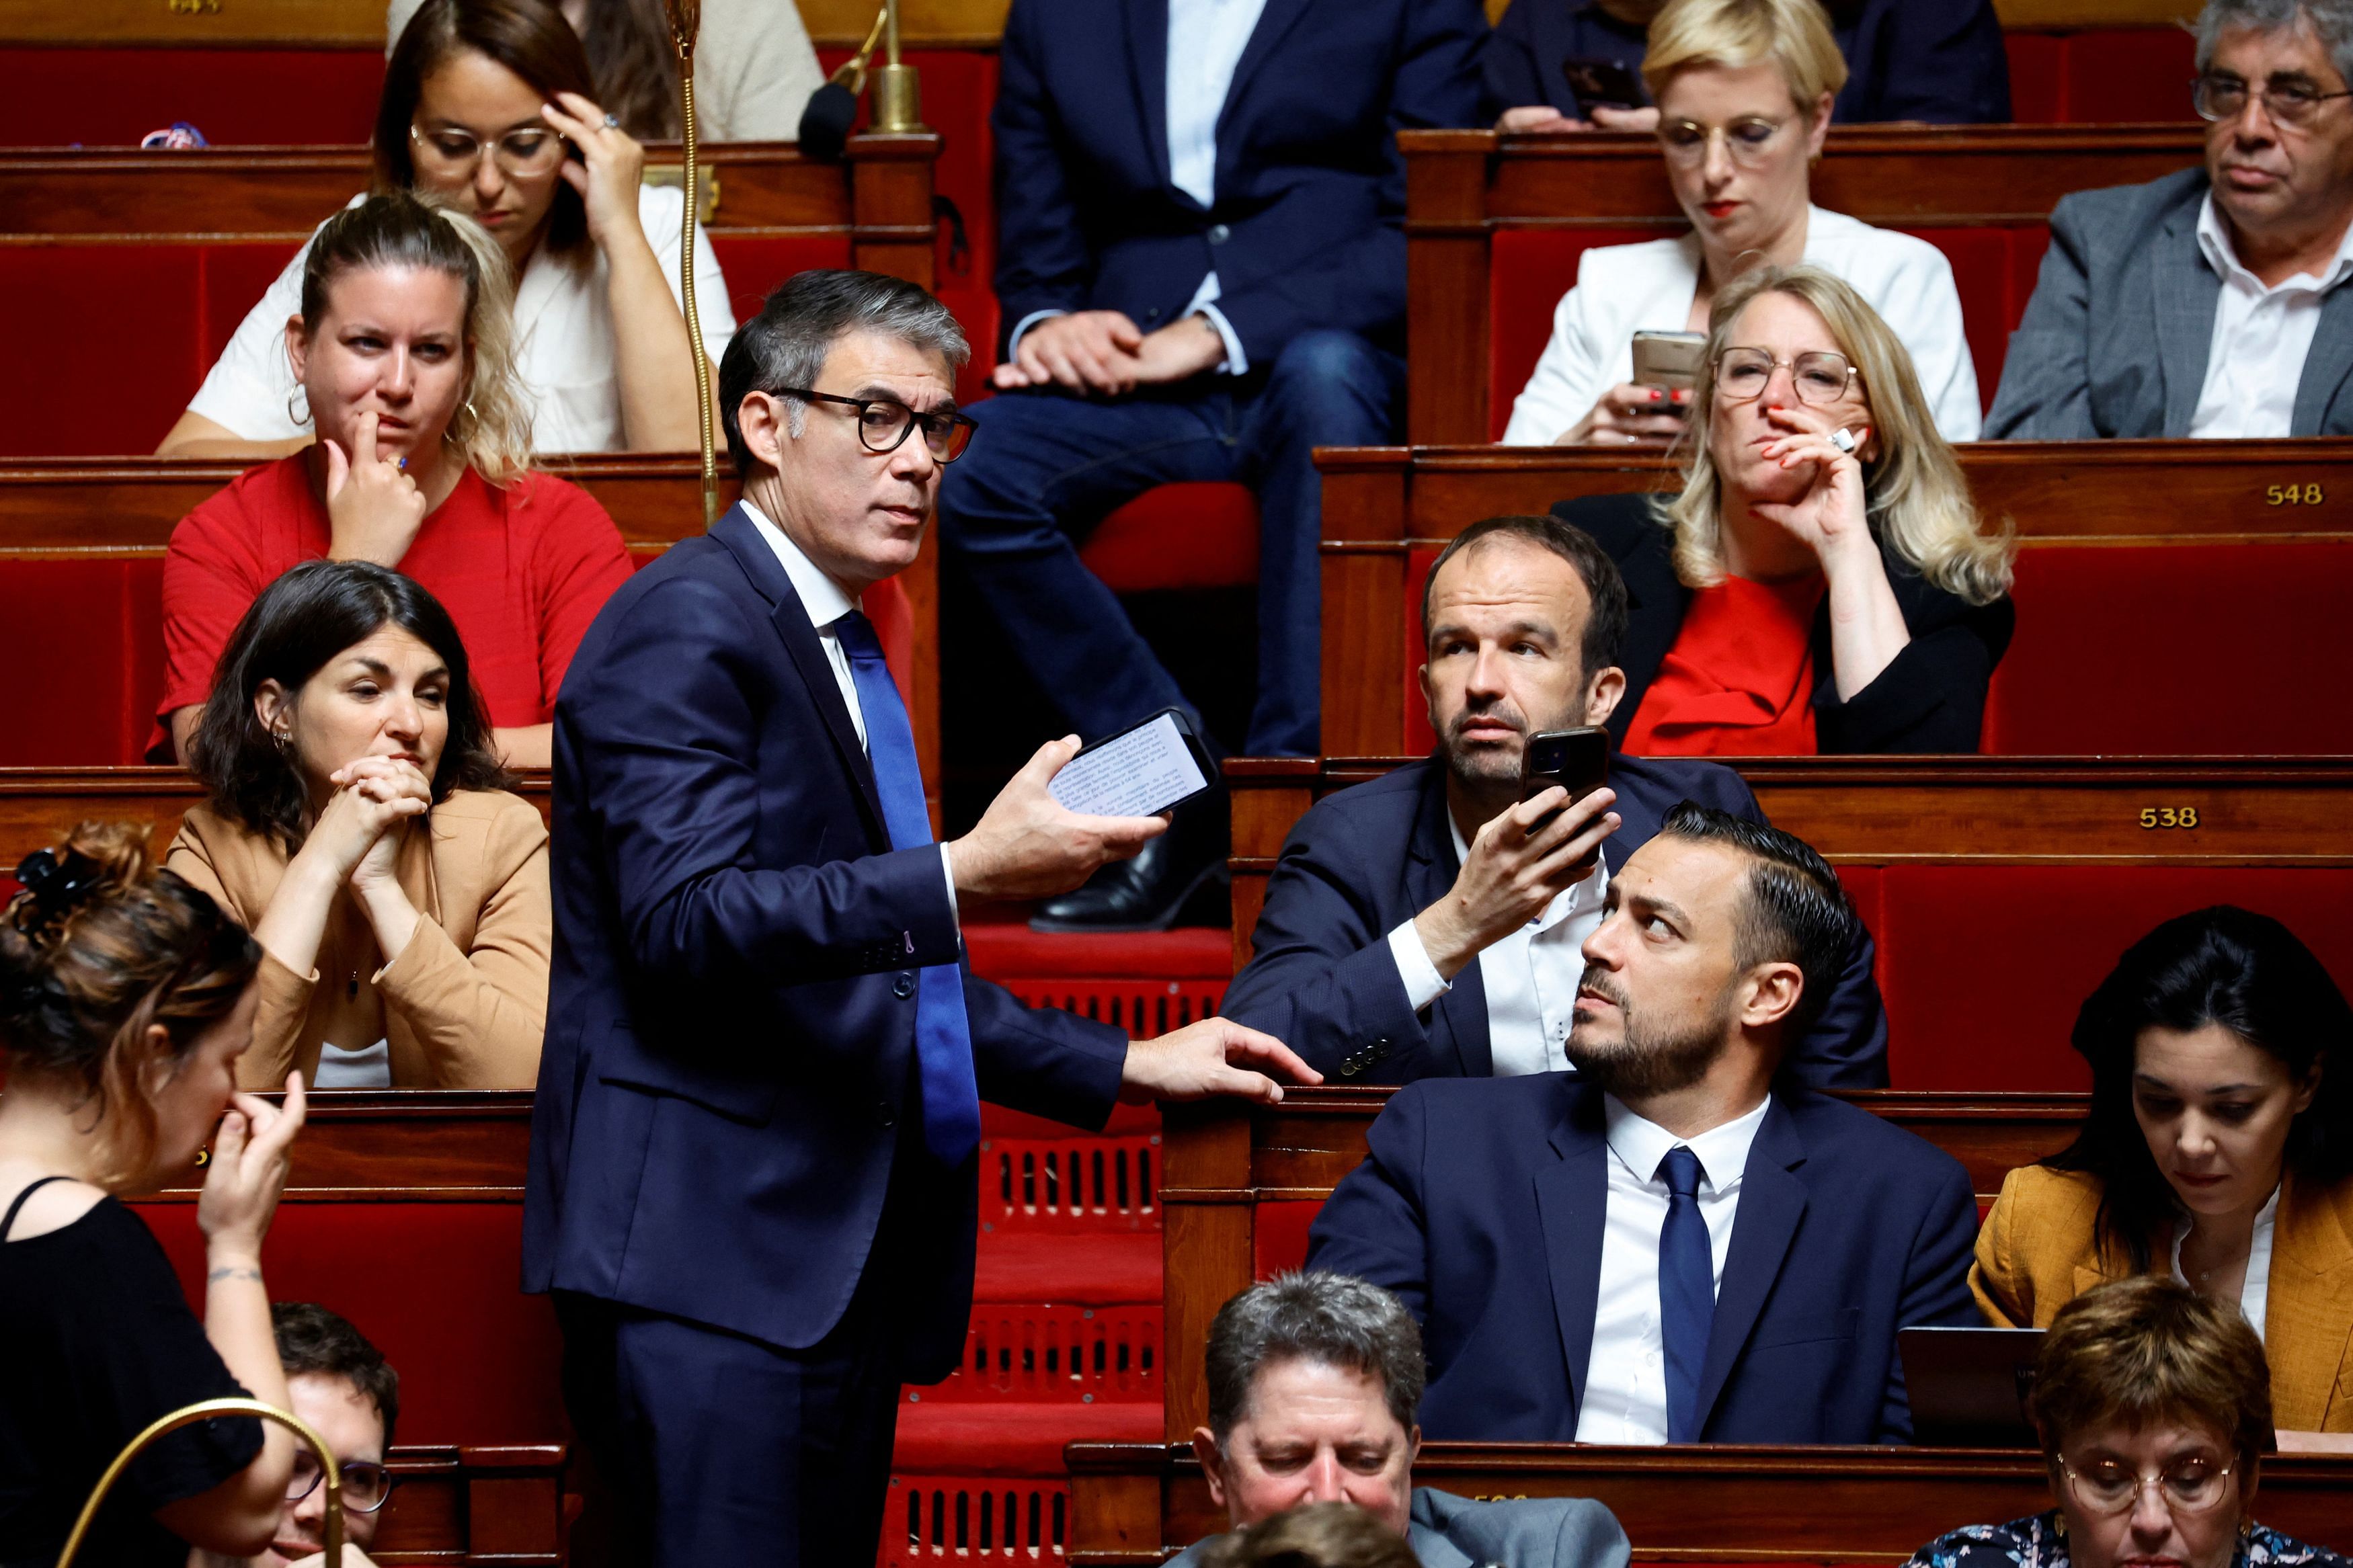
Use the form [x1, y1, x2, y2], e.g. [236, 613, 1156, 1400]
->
[396, 456, 407, 470]
[1829, 427, 1857, 454]
[602, 112, 621, 128]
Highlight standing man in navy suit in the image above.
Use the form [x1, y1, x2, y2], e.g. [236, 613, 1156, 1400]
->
[1308, 804, 1977, 1445]
[522, 271, 1315, 1567]
[1221, 515, 1887, 1088]
[937, 0, 1488, 930]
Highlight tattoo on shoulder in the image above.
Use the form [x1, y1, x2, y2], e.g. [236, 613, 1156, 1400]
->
[206, 1266, 262, 1284]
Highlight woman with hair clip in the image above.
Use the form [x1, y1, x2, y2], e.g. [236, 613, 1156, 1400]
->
[170, 559, 551, 1093]
[155, 190, 636, 771]
[0, 823, 307, 1567]
[159, 0, 731, 460]
[1555, 263, 2014, 755]
[385, 0, 822, 144]
[1974, 907, 2353, 1448]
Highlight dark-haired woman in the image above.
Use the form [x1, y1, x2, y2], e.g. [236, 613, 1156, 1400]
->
[386, 0, 822, 143]
[1972, 906, 2353, 1445]
[0, 822, 305, 1567]
[168, 560, 551, 1093]
[159, 0, 730, 459]
[155, 191, 636, 771]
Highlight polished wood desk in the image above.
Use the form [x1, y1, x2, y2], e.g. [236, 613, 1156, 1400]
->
[1402, 124, 2205, 443]
[370, 1442, 567, 1567]
[1065, 1440, 2353, 1567]
[1311, 440, 2353, 757]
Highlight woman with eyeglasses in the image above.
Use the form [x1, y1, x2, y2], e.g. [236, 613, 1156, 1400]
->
[159, 0, 730, 460]
[154, 192, 635, 772]
[1501, 0, 1980, 448]
[1974, 907, 2353, 1447]
[1553, 263, 2012, 754]
[0, 821, 306, 1568]
[1908, 1278, 2350, 1568]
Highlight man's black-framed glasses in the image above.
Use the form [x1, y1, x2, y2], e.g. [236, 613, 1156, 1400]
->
[285, 1454, 394, 1514]
[2193, 71, 2353, 128]
[781, 388, 978, 462]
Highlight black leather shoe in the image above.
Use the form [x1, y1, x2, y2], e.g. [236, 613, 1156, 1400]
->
[1029, 796, 1228, 933]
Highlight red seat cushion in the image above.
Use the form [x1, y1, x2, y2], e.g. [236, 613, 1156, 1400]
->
[0, 48, 384, 147]
[1080, 483, 1259, 593]
[1987, 542, 2353, 755]
[708, 235, 856, 333]
[0, 557, 165, 764]
[1488, 226, 1670, 442]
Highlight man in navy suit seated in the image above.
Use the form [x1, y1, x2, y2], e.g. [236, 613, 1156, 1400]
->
[1307, 803, 1978, 1444]
[1220, 514, 1886, 1089]
[522, 270, 1314, 1567]
[936, 0, 1488, 931]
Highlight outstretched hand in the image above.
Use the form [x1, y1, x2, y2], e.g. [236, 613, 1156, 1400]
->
[1119, 1018, 1321, 1106]
[949, 737, 1167, 901]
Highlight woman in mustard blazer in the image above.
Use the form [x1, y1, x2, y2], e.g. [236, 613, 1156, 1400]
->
[1973, 907, 2353, 1444]
[170, 560, 549, 1090]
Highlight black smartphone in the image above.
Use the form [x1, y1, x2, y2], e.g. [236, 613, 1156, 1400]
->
[1561, 57, 1650, 113]
[1047, 706, 1218, 819]
[1521, 727, 1611, 809]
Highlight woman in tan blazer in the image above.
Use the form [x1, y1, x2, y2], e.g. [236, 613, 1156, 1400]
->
[171, 560, 549, 1089]
[1972, 907, 2353, 1444]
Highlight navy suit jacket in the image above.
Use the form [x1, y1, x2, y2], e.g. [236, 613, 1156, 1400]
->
[991, 0, 1486, 363]
[1482, 0, 2009, 125]
[521, 505, 1128, 1377]
[1307, 1075, 1980, 1444]
[1218, 754, 1888, 1089]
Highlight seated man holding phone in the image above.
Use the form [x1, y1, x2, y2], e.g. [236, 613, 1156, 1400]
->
[1220, 515, 1887, 1088]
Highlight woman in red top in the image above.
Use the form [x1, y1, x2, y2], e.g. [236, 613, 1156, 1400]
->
[1562, 263, 2017, 755]
[159, 190, 634, 770]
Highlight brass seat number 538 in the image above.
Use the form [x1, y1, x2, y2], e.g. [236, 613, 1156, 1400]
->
[2140, 807, 2200, 829]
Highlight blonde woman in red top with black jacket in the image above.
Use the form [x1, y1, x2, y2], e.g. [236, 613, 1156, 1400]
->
[1556, 263, 2016, 755]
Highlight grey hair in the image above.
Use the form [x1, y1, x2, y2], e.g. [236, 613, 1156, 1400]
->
[2196, 0, 2353, 88]
[718, 268, 969, 474]
[1204, 1272, 1427, 1445]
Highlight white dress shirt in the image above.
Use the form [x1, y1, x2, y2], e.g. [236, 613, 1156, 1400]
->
[189, 185, 735, 455]
[2188, 194, 2353, 439]
[1385, 811, 1607, 1076]
[1006, 0, 1259, 374]
[1574, 1094, 1770, 1445]
[1501, 206, 1981, 446]
[2170, 1182, 2278, 1342]
[740, 498, 958, 920]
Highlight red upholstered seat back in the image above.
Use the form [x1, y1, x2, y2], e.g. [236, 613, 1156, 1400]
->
[0, 48, 385, 147]
[1079, 483, 1261, 593]
[2005, 29, 2200, 125]
[0, 557, 165, 765]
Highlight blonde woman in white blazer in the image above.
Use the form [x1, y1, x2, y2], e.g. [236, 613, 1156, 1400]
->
[1499, 0, 1981, 448]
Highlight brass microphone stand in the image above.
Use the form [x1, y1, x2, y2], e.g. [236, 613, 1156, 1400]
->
[55, 1397, 343, 1568]
[664, 0, 719, 525]
[870, 0, 926, 134]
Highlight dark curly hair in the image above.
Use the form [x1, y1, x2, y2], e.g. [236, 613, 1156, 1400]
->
[2046, 905, 2353, 1272]
[186, 561, 512, 852]
[274, 1301, 402, 1448]
[1, 821, 260, 1182]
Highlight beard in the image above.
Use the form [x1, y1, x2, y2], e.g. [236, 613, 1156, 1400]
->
[1439, 694, 1529, 790]
[1564, 966, 1732, 1098]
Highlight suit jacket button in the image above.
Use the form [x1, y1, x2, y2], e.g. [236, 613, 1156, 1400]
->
[1340, 1059, 1360, 1077]
[1145, 305, 1162, 321]
[1207, 222, 1231, 245]
[877, 1100, 895, 1127]
[894, 973, 916, 999]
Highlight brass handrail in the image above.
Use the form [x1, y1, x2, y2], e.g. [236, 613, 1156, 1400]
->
[664, 0, 718, 525]
[54, 1397, 341, 1568]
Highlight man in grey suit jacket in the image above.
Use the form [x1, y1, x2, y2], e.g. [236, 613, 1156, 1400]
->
[1986, 0, 2353, 440]
[1169, 1273, 1632, 1568]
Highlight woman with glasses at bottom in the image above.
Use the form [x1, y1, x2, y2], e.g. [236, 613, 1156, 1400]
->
[1907, 1278, 2350, 1568]
[159, 0, 729, 460]
[1500, 0, 1980, 449]
[1554, 263, 2014, 755]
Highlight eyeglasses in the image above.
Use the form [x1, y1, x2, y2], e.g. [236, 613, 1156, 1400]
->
[779, 388, 978, 462]
[2057, 1456, 2236, 1518]
[1657, 115, 1794, 167]
[408, 122, 568, 179]
[286, 1455, 394, 1514]
[1712, 347, 1862, 407]
[2194, 72, 2353, 128]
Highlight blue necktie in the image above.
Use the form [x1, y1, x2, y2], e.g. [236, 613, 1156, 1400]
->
[1657, 1145, 1715, 1444]
[835, 611, 982, 1167]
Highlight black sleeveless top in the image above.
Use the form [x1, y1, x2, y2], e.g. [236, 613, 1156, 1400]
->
[0, 1179, 263, 1568]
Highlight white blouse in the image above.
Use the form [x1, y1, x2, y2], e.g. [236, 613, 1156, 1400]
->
[2171, 1184, 2278, 1342]
[186, 183, 735, 456]
[1499, 205, 1982, 447]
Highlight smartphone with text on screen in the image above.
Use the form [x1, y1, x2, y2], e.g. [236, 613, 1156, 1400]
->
[1047, 708, 1218, 819]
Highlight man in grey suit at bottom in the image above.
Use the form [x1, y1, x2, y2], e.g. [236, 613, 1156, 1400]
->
[1985, 0, 2353, 440]
[1170, 1273, 1632, 1568]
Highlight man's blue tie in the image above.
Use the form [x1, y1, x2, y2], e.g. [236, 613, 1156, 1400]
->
[836, 610, 982, 1167]
[1658, 1145, 1715, 1444]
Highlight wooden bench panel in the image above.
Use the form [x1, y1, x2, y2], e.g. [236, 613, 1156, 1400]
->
[374, 1442, 568, 1567]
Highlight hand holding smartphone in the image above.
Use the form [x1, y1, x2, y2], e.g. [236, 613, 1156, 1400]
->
[1521, 727, 1610, 831]
[1047, 708, 1217, 819]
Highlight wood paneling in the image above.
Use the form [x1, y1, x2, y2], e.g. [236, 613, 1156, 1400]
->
[340, 1442, 565, 1566]
[1066, 1441, 2353, 1567]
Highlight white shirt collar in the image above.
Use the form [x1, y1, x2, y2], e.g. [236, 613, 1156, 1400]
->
[1446, 804, 1607, 931]
[740, 496, 861, 630]
[2196, 190, 2353, 296]
[1601, 1092, 1771, 1196]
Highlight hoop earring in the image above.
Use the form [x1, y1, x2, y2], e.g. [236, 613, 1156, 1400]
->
[286, 388, 312, 427]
